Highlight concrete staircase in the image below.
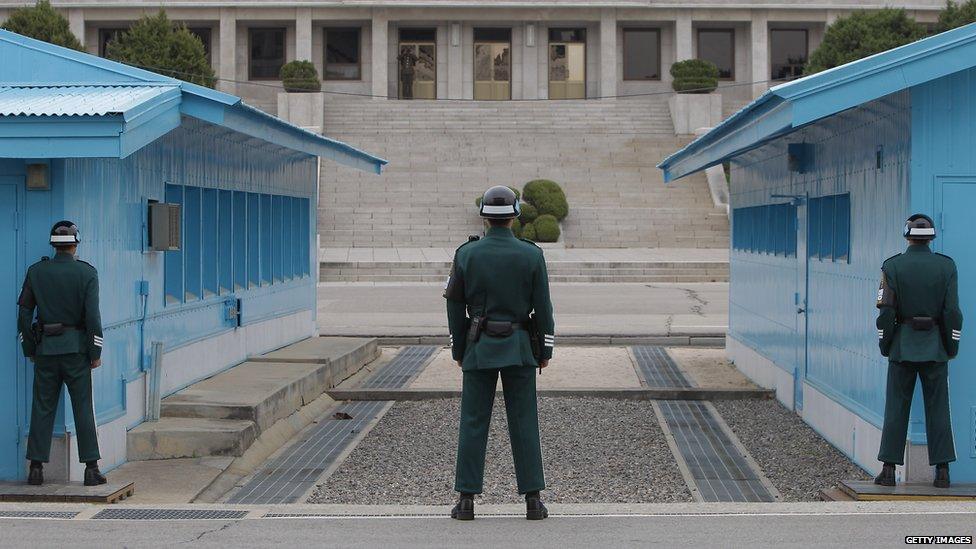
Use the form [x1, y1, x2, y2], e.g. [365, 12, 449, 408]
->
[127, 337, 379, 460]
[318, 96, 728, 250]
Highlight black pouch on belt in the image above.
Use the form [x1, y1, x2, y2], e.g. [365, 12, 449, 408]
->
[42, 323, 66, 336]
[484, 321, 514, 338]
[909, 316, 936, 331]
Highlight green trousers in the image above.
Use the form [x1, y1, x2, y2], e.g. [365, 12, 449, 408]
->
[878, 361, 955, 466]
[454, 366, 545, 495]
[26, 353, 101, 464]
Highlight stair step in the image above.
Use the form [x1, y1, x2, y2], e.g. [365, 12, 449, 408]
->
[127, 418, 258, 460]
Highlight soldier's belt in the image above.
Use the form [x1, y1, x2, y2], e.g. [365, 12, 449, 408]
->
[904, 316, 937, 331]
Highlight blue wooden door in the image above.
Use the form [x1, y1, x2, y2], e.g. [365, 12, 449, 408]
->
[0, 181, 21, 479]
[937, 179, 976, 482]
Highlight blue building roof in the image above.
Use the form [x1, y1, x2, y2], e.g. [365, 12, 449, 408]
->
[0, 30, 387, 173]
[659, 22, 976, 182]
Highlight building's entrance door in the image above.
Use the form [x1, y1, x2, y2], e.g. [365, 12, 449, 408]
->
[548, 28, 586, 100]
[474, 28, 511, 101]
[398, 29, 436, 100]
[794, 196, 809, 411]
[935, 178, 976, 482]
[0, 179, 23, 479]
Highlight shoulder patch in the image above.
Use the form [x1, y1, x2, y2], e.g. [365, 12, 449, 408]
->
[454, 236, 480, 253]
[77, 259, 97, 272]
[519, 237, 540, 248]
[882, 253, 901, 266]
[935, 252, 955, 262]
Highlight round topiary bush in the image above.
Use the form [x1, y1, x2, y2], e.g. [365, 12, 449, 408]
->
[522, 180, 568, 221]
[670, 59, 719, 94]
[533, 214, 560, 243]
[280, 60, 321, 92]
[521, 222, 537, 241]
[475, 186, 521, 208]
[518, 202, 539, 225]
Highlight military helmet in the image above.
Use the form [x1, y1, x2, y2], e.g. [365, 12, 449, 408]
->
[479, 186, 520, 219]
[50, 220, 81, 247]
[903, 213, 936, 240]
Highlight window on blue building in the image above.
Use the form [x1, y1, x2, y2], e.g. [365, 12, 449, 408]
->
[184, 187, 202, 301]
[272, 195, 283, 282]
[300, 197, 311, 276]
[233, 191, 247, 291]
[261, 194, 272, 285]
[732, 203, 797, 257]
[284, 197, 296, 280]
[218, 190, 233, 294]
[164, 184, 184, 305]
[202, 188, 219, 297]
[247, 193, 260, 287]
[808, 193, 851, 262]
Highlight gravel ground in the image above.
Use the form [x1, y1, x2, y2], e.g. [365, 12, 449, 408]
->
[713, 399, 871, 501]
[309, 397, 692, 504]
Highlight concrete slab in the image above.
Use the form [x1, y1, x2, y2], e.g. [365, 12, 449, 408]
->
[160, 361, 340, 432]
[841, 480, 976, 501]
[666, 347, 757, 390]
[253, 336, 379, 366]
[106, 458, 233, 505]
[127, 418, 259, 461]
[409, 347, 642, 390]
[0, 482, 134, 503]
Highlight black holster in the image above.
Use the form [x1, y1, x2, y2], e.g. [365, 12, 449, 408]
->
[467, 315, 484, 343]
[527, 314, 542, 361]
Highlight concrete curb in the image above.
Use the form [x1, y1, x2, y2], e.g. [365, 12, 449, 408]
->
[326, 387, 772, 401]
[322, 334, 727, 347]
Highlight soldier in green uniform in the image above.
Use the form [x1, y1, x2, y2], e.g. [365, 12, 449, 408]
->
[875, 213, 962, 488]
[17, 221, 107, 486]
[445, 186, 555, 521]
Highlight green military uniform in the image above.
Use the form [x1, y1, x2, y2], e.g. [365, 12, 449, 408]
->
[17, 251, 103, 465]
[445, 226, 555, 495]
[876, 244, 962, 466]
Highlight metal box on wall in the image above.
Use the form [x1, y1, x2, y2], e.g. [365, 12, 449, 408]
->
[148, 202, 181, 251]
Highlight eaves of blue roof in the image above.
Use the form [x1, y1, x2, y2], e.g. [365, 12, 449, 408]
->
[0, 29, 386, 172]
[658, 22, 976, 183]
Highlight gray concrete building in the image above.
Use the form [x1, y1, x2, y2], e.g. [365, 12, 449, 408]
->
[0, 1, 943, 114]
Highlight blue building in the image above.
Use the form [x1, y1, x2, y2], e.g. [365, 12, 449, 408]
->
[0, 30, 385, 481]
[660, 23, 976, 483]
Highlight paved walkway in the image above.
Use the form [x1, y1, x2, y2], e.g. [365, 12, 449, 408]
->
[317, 282, 728, 338]
[320, 247, 729, 263]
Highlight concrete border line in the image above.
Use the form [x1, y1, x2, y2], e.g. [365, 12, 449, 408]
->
[296, 400, 396, 503]
[626, 346, 649, 387]
[703, 401, 784, 502]
[651, 400, 704, 503]
[72, 507, 101, 520]
[326, 387, 774, 401]
[327, 335, 727, 347]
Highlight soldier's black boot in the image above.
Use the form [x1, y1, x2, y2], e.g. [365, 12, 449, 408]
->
[451, 493, 474, 521]
[934, 463, 950, 489]
[525, 491, 548, 521]
[874, 463, 896, 487]
[27, 462, 43, 486]
[84, 462, 107, 486]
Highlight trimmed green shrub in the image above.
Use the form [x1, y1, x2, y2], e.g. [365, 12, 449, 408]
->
[805, 9, 926, 75]
[521, 222, 537, 241]
[1, 0, 82, 50]
[522, 179, 568, 221]
[106, 10, 216, 87]
[474, 186, 521, 208]
[518, 202, 539, 225]
[533, 215, 560, 243]
[281, 60, 322, 92]
[670, 59, 719, 94]
[937, 0, 976, 32]
[512, 218, 523, 238]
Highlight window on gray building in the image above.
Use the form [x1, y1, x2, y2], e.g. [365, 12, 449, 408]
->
[324, 28, 361, 80]
[623, 28, 661, 80]
[770, 29, 808, 81]
[99, 28, 123, 58]
[187, 27, 213, 62]
[249, 28, 286, 80]
[697, 29, 734, 79]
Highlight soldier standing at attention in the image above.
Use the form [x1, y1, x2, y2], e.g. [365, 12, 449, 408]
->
[18, 221, 106, 486]
[875, 213, 962, 488]
[445, 186, 555, 521]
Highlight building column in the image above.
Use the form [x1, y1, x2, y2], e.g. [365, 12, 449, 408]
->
[751, 12, 769, 99]
[599, 9, 617, 99]
[371, 14, 389, 98]
[68, 9, 85, 48]
[218, 8, 237, 95]
[448, 22, 462, 99]
[295, 8, 312, 61]
[675, 12, 693, 61]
